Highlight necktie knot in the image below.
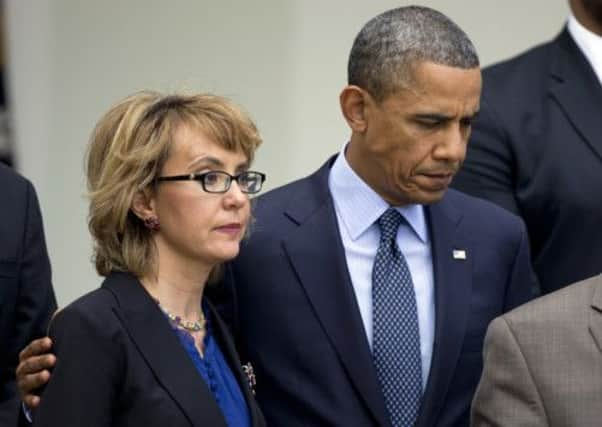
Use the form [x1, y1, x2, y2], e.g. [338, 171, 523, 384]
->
[378, 208, 403, 242]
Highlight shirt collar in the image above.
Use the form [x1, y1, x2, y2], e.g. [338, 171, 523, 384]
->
[567, 12, 602, 86]
[328, 144, 428, 243]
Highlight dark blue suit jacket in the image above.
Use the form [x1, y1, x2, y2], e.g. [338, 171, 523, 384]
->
[226, 156, 539, 426]
[453, 29, 602, 293]
[0, 164, 56, 426]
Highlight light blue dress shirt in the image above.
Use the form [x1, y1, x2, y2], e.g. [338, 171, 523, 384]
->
[328, 147, 435, 388]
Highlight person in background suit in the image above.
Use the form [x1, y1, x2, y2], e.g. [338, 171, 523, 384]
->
[452, 0, 602, 294]
[471, 274, 602, 425]
[0, 163, 56, 426]
[30, 91, 267, 426]
[16, 6, 539, 427]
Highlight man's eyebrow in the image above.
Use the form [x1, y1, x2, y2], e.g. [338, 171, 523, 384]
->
[460, 110, 480, 123]
[413, 113, 453, 121]
[413, 111, 480, 121]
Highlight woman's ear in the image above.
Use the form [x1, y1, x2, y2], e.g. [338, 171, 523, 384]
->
[131, 189, 156, 221]
[339, 85, 371, 133]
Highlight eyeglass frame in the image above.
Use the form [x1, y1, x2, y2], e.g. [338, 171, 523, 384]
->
[156, 170, 266, 194]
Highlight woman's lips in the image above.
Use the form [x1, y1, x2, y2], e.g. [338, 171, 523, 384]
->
[215, 223, 243, 236]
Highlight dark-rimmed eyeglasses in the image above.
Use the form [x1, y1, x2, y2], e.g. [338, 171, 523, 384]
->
[157, 170, 266, 194]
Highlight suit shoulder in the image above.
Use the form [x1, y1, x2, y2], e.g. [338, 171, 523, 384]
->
[503, 275, 599, 328]
[0, 162, 27, 186]
[256, 177, 306, 207]
[0, 163, 32, 205]
[253, 167, 331, 227]
[47, 287, 127, 387]
[483, 37, 556, 81]
[446, 189, 524, 230]
[480, 37, 559, 109]
[51, 287, 120, 334]
[255, 172, 318, 209]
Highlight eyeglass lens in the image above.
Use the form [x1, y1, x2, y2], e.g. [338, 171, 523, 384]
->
[203, 171, 263, 193]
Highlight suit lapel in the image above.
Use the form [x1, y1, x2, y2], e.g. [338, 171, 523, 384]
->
[207, 301, 265, 427]
[416, 195, 473, 426]
[281, 157, 391, 427]
[588, 275, 602, 354]
[549, 29, 602, 163]
[102, 273, 227, 427]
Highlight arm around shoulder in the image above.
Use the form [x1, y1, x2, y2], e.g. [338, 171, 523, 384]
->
[32, 296, 124, 427]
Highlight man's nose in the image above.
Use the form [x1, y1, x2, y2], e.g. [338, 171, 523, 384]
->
[433, 124, 468, 163]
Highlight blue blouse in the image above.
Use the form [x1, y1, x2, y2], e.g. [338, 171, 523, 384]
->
[169, 304, 251, 427]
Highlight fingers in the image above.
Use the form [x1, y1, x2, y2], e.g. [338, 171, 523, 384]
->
[16, 338, 56, 409]
[16, 354, 56, 398]
[16, 353, 56, 378]
[23, 394, 41, 409]
[19, 337, 53, 362]
[19, 370, 51, 408]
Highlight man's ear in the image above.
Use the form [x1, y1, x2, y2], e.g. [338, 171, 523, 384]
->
[131, 189, 156, 221]
[340, 85, 371, 133]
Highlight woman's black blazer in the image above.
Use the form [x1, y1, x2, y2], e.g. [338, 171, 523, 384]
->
[33, 271, 266, 427]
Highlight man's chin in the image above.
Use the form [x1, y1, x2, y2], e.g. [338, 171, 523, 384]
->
[383, 187, 446, 206]
[408, 186, 448, 205]
[416, 192, 446, 205]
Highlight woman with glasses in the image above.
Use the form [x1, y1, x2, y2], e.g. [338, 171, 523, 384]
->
[32, 91, 267, 427]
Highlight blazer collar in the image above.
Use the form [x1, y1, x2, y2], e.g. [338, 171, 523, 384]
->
[102, 272, 262, 427]
[588, 275, 602, 354]
[282, 155, 392, 427]
[549, 28, 602, 163]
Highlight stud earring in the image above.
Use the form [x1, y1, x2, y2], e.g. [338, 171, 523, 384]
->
[143, 216, 160, 231]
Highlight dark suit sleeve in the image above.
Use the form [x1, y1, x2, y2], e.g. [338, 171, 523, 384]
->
[503, 221, 540, 312]
[471, 317, 548, 426]
[1, 179, 56, 425]
[453, 96, 520, 216]
[12, 180, 56, 351]
[32, 305, 123, 427]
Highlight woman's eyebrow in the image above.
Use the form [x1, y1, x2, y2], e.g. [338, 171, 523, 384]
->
[186, 155, 224, 170]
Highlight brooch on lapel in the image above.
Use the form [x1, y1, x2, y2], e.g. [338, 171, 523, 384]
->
[242, 362, 257, 395]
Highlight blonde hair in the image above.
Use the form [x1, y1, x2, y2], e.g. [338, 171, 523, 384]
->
[86, 91, 262, 277]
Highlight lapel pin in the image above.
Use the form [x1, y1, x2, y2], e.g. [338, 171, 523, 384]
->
[453, 249, 467, 260]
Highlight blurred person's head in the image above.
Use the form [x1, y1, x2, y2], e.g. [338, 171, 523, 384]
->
[86, 91, 264, 281]
[341, 6, 481, 206]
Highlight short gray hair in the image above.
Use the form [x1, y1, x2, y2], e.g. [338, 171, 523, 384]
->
[348, 6, 479, 101]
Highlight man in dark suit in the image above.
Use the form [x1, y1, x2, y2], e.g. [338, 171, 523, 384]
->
[0, 163, 56, 426]
[226, 6, 538, 427]
[453, 0, 602, 294]
[16, 6, 538, 427]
